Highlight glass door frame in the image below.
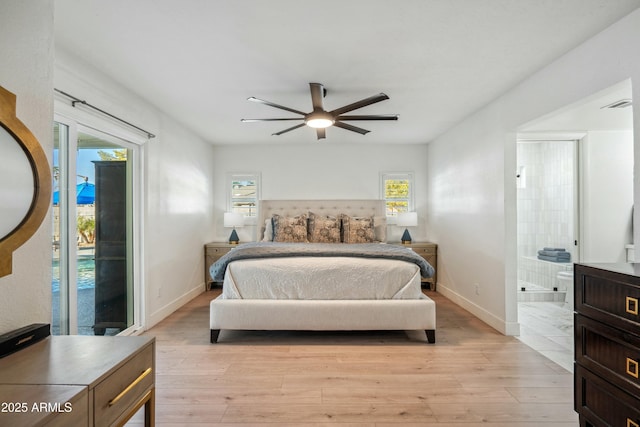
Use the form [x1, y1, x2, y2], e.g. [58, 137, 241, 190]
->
[53, 103, 146, 336]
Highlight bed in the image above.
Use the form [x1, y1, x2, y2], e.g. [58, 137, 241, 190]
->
[209, 200, 436, 344]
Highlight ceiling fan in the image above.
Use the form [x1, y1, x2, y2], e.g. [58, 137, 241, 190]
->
[241, 83, 398, 140]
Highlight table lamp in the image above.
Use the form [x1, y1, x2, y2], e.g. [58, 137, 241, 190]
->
[397, 212, 418, 244]
[224, 212, 244, 244]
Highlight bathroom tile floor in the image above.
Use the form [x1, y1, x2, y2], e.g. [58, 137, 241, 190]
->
[517, 301, 574, 372]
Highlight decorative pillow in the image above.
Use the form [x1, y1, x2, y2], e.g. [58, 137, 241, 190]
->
[373, 216, 387, 242]
[261, 218, 274, 242]
[272, 214, 308, 243]
[307, 212, 341, 243]
[341, 215, 375, 243]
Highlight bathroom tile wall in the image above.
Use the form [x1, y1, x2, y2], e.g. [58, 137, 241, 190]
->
[517, 141, 575, 291]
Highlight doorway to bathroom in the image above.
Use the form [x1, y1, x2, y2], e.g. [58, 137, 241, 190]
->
[515, 137, 578, 372]
[514, 79, 634, 372]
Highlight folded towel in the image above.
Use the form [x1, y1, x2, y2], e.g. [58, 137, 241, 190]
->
[538, 250, 571, 258]
[538, 254, 571, 263]
[543, 247, 566, 252]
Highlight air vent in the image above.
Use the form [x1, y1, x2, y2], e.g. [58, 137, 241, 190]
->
[601, 99, 633, 109]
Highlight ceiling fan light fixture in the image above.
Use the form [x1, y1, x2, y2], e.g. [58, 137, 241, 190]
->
[305, 117, 334, 129]
[244, 83, 396, 139]
[305, 112, 334, 129]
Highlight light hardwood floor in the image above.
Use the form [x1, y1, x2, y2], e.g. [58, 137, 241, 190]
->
[129, 290, 578, 426]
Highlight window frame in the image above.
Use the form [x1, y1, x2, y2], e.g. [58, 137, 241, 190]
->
[227, 172, 261, 225]
[380, 172, 414, 224]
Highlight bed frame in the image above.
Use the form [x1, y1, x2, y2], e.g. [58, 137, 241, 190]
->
[209, 200, 436, 343]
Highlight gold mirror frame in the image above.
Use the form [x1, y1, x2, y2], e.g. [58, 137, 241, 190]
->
[0, 86, 51, 278]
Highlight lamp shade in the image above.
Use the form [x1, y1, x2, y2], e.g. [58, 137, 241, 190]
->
[396, 212, 418, 227]
[223, 212, 244, 228]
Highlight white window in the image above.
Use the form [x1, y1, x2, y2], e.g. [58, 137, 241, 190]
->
[380, 172, 414, 220]
[228, 173, 261, 222]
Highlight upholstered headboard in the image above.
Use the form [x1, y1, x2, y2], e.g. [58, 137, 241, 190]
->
[258, 200, 387, 242]
[258, 199, 385, 226]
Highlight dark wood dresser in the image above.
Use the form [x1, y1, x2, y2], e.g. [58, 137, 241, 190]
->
[574, 263, 640, 427]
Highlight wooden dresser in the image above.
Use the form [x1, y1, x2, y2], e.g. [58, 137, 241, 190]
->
[204, 242, 235, 290]
[395, 242, 437, 290]
[574, 263, 640, 427]
[0, 335, 155, 427]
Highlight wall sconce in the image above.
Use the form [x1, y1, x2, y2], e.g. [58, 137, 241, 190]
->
[397, 212, 418, 244]
[224, 212, 244, 244]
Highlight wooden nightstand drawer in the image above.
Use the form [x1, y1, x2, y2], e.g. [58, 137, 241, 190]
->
[410, 246, 436, 256]
[575, 314, 640, 395]
[207, 246, 230, 256]
[94, 343, 154, 427]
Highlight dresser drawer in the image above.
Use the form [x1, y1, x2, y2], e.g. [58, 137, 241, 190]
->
[94, 343, 154, 427]
[575, 264, 640, 331]
[575, 364, 640, 427]
[575, 314, 640, 396]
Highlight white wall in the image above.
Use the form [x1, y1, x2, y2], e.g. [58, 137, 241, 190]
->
[211, 143, 430, 243]
[581, 130, 634, 262]
[0, 1, 54, 334]
[427, 9, 640, 335]
[55, 49, 216, 330]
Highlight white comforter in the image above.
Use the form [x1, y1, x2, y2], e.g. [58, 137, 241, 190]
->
[221, 256, 423, 300]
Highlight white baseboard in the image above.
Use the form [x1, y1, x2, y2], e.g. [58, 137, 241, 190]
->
[436, 285, 520, 336]
[146, 284, 204, 330]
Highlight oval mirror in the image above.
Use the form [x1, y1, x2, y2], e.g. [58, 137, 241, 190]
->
[0, 125, 34, 238]
[0, 86, 51, 277]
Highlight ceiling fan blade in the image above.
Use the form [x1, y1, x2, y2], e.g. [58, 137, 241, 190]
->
[241, 118, 304, 122]
[272, 123, 306, 136]
[247, 97, 307, 116]
[309, 83, 325, 111]
[329, 93, 389, 116]
[316, 128, 326, 140]
[333, 121, 370, 135]
[337, 114, 398, 121]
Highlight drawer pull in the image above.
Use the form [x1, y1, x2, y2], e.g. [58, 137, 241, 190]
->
[628, 419, 639, 427]
[627, 358, 639, 379]
[108, 367, 152, 407]
[626, 297, 639, 315]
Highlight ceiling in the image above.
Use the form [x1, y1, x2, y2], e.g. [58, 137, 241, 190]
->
[54, 0, 640, 145]
[521, 79, 633, 132]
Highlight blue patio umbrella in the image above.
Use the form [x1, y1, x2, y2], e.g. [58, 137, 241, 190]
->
[53, 181, 96, 205]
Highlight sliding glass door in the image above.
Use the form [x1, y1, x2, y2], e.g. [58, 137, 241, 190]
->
[53, 117, 141, 336]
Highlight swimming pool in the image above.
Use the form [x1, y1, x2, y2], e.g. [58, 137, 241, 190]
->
[52, 258, 95, 292]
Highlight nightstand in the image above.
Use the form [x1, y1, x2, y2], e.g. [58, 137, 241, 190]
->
[395, 242, 437, 290]
[204, 242, 235, 290]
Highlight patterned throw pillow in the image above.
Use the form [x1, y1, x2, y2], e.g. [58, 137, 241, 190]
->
[272, 214, 308, 243]
[342, 215, 375, 243]
[307, 212, 341, 243]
